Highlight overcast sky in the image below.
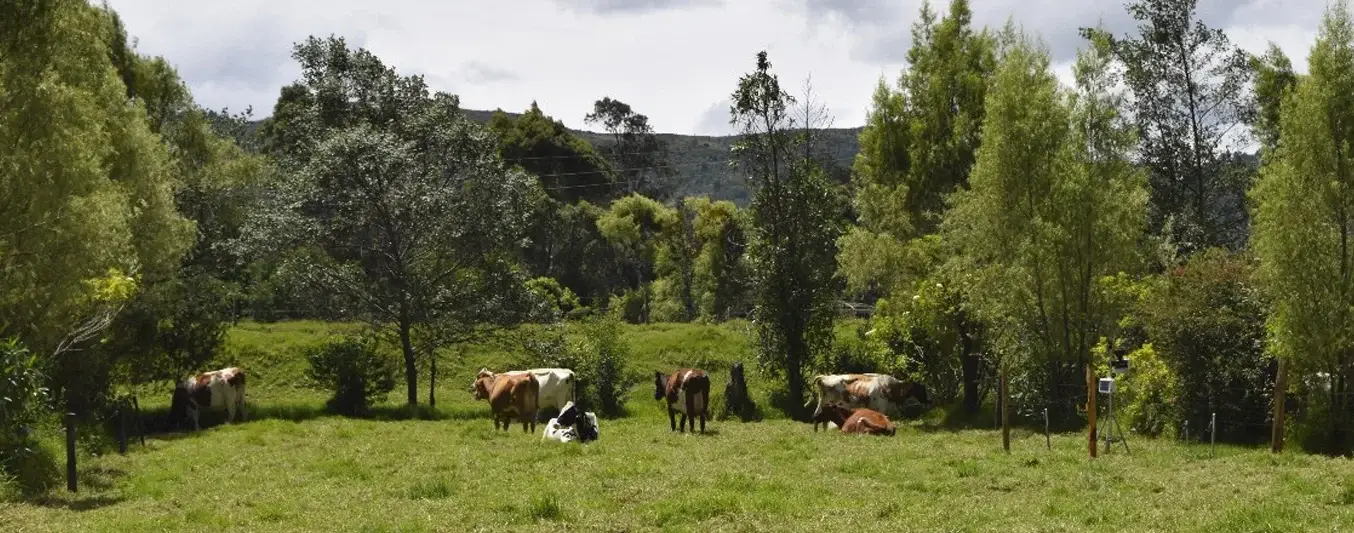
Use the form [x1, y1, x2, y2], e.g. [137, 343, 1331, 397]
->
[103, 0, 1325, 136]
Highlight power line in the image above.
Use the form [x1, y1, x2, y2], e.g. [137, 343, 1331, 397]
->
[536, 153, 858, 192]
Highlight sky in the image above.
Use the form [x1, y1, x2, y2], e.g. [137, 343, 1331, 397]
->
[103, 0, 1327, 136]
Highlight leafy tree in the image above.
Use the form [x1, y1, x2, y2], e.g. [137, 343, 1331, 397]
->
[249, 36, 538, 406]
[490, 102, 616, 204]
[730, 51, 846, 416]
[943, 29, 1148, 424]
[1248, 44, 1300, 160]
[687, 197, 750, 321]
[522, 199, 623, 309]
[1251, 1, 1354, 454]
[0, 0, 194, 412]
[596, 194, 674, 323]
[1089, 0, 1254, 254]
[652, 199, 699, 322]
[585, 97, 675, 200]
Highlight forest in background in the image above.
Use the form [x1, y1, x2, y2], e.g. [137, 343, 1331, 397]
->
[5, 0, 1354, 498]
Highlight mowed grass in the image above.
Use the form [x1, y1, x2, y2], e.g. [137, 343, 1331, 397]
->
[4, 320, 1354, 532]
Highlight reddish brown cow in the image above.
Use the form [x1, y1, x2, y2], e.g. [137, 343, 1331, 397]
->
[812, 402, 896, 436]
[472, 370, 539, 432]
[653, 368, 710, 433]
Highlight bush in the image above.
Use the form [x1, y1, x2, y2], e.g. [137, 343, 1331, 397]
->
[526, 277, 584, 321]
[607, 288, 648, 324]
[305, 335, 398, 416]
[0, 337, 58, 499]
[516, 318, 637, 417]
[1135, 249, 1273, 443]
[1093, 343, 1176, 437]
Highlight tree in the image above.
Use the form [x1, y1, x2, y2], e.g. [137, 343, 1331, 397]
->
[730, 51, 846, 416]
[1251, 0, 1354, 454]
[943, 29, 1147, 424]
[687, 197, 750, 321]
[490, 103, 616, 204]
[1248, 44, 1300, 160]
[1091, 0, 1254, 255]
[0, 0, 193, 411]
[585, 97, 675, 200]
[250, 36, 538, 406]
[836, 0, 995, 414]
[596, 194, 673, 323]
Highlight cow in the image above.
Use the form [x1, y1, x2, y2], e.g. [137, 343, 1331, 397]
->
[472, 370, 539, 433]
[812, 402, 896, 436]
[806, 373, 930, 431]
[542, 401, 599, 443]
[474, 368, 575, 417]
[654, 368, 710, 434]
[169, 367, 246, 432]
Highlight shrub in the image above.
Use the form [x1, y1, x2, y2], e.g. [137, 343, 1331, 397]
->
[607, 288, 648, 324]
[0, 337, 58, 499]
[515, 318, 637, 417]
[1092, 343, 1177, 437]
[305, 335, 398, 416]
[526, 277, 583, 322]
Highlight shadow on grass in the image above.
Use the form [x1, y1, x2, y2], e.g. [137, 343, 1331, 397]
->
[131, 401, 496, 438]
[33, 494, 127, 512]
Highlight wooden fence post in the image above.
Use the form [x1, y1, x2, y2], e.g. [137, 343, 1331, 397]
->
[65, 412, 77, 492]
[1087, 365, 1097, 459]
[1272, 359, 1288, 454]
[1001, 365, 1010, 453]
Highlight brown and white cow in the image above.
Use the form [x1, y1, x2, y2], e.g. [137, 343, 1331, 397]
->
[806, 373, 930, 431]
[472, 370, 540, 433]
[170, 367, 246, 431]
[654, 368, 710, 433]
[812, 402, 896, 436]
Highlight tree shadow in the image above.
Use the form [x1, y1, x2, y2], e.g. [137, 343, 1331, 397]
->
[33, 494, 127, 511]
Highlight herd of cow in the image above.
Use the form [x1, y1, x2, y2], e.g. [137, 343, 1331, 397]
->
[169, 364, 933, 441]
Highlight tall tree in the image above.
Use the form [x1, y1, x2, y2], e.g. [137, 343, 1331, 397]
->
[596, 193, 673, 323]
[250, 36, 538, 405]
[1248, 44, 1300, 161]
[585, 97, 675, 200]
[1091, 0, 1254, 255]
[489, 102, 616, 204]
[944, 29, 1147, 424]
[0, 0, 193, 411]
[1251, 0, 1354, 454]
[731, 51, 845, 415]
[687, 196, 750, 321]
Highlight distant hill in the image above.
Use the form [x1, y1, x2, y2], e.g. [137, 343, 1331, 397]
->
[460, 108, 863, 205]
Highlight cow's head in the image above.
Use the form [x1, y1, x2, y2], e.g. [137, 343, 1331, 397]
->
[653, 371, 668, 400]
[888, 380, 931, 408]
[812, 402, 852, 427]
[556, 401, 579, 426]
[471, 369, 496, 401]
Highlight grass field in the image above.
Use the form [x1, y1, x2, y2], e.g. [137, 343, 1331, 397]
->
[4, 320, 1354, 532]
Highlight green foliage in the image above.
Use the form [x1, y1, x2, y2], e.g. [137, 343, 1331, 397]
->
[585, 97, 675, 200]
[516, 318, 636, 417]
[1251, 1, 1354, 454]
[525, 277, 585, 321]
[1094, 0, 1254, 253]
[490, 102, 616, 204]
[1248, 44, 1300, 159]
[687, 197, 750, 321]
[0, 338, 58, 498]
[305, 335, 398, 416]
[944, 29, 1147, 424]
[1135, 248, 1272, 442]
[731, 51, 846, 415]
[597, 193, 675, 322]
[1094, 343, 1177, 437]
[251, 36, 539, 405]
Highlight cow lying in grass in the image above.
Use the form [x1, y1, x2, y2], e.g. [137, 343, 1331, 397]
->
[471, 370, 539, 432]
[806, 373, 930, 431]
[811, 402, 896, 436]
[542, 401, 599, 443]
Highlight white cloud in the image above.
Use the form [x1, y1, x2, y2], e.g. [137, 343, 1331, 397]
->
[103, 0, 1323, 134]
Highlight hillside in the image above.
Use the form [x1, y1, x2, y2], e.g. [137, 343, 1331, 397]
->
[460, 108, 863, 205]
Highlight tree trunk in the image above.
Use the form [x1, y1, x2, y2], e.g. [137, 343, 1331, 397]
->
[429, 350, 437, 409]
[399, 321, 418, 406]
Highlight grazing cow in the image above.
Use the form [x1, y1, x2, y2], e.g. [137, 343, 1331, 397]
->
[806, 373, 930, 431]
[475, 368, 575, 415]
[812, 402, 896, 436]
[654, 368, 710, 433]
[542, 401, 599, 443]
[472, 370, 539, 432]
[170, 367, 246, 431]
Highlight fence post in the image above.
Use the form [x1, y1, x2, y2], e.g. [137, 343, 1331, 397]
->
[1272, 359, 1288, 454]
[1210, 412, 1216, 457]
[117, 401, 128, 455]
[1044, 407, 1051, 450]
[1184, 420, 1189, 443]
[1001, 365, 1010, 453]
[65, 412, 77, 492]
[1087, 366, 1097, 459]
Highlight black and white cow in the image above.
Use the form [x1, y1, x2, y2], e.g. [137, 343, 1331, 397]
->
[170, 367, 247, 431]
[541, 401, 599, 443]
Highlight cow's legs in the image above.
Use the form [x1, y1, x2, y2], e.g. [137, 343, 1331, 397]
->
[238, 395, 247, 422]
[668, 407, 677, 431]
[189, 407, 200, 432]
[225, 400, 237, 425]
